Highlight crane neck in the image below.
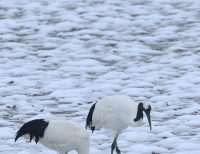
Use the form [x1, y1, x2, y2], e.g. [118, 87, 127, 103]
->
[129, 103, 143, 127]
[134, 103, 143, 122]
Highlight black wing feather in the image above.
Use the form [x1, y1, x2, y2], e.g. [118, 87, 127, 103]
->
[15, 119, 49, 144]
[86, 102, 97, 133]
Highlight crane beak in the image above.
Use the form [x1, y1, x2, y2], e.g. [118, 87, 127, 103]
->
[144, 109, 152, 130]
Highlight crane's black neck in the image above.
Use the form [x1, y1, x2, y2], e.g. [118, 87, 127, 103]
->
[134, 103, 143, 122]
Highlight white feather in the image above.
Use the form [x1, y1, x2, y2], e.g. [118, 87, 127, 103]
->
[87, 95, 152, 154]
[92, 95, 143, 137]
[33, 119, 90, 154]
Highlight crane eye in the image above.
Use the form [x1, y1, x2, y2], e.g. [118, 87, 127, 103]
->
[148, 105, 151, 109]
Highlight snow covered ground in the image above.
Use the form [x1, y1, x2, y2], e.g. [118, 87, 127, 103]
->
[0, 0, 200, 153]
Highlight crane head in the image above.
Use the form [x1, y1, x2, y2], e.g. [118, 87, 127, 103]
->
[141, 102, 152, 130]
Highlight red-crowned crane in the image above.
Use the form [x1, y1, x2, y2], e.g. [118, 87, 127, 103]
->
[86, 95, 152, 154]
[15, 119, 90, 154]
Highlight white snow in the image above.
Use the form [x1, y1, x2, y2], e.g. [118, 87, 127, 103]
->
[0, 0, 200, 153]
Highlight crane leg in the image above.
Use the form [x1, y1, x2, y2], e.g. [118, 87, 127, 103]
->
[111, 135, 121, 154]
[115, 136, 121, 154]
[111, 138, 116, 154]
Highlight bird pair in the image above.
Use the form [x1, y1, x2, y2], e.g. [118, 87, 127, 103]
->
[15, 95, 152, 154]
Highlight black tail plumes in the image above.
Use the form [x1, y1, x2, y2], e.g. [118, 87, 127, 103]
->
[15, 119, 49, 144]
[86, 102, 96, 133]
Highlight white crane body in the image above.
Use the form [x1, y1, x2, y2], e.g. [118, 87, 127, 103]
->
[92, 95, 142, 136]
[86, 95, 152, 154]
[15, 119, 90, 154]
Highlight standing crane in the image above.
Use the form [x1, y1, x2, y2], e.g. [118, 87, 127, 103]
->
[15, 119, 90, 154]
[86, 95, 152, 154]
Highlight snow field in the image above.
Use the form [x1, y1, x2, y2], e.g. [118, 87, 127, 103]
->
[0, 0, 200, 153]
